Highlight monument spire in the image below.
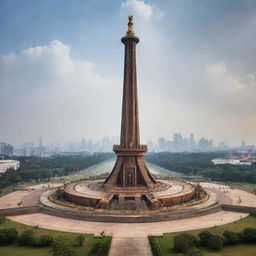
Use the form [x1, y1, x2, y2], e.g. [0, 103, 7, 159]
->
[104, 16, 157, 190]
[126, 15, 135, 36]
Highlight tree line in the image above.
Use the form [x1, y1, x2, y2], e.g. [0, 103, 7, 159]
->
[0, 153, 113, 188]
[146, 152, 256, 184]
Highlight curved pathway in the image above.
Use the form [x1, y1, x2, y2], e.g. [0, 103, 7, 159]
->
[2, 181, 255, 237]
[8, 211, 247, 237]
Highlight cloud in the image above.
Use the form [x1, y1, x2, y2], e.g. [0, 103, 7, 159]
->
[122, 0, 153, 20]
[0, 40, 121, 145]
[206, 62, 248, 93]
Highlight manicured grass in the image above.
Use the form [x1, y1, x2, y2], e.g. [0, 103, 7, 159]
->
[229, 183, 256, 194]
[149, 215, 256, 256]
[0, 219, 111, 256]
[202, 244, 256, 256]
[211, 181, 256, 194]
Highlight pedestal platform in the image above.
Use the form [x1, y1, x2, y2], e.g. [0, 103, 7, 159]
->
[63, 179, 195, 210]
[39, 179, 222, 223]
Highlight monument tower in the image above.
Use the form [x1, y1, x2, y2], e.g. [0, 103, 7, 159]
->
[63, 17, 197, 211]
[104, 16, 157, 190]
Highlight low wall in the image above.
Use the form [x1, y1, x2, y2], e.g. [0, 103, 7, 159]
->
[64, 190, 100, 207]
[221, 204, 256, 216]
[40, 203, 221, 223]
[40, 189, 221, 223]
[0, 206, 41, 216]
[159, 190, 195, 207]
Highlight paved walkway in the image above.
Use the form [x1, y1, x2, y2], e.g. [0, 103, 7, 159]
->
[0, 183, 61, 209]
[8, 211, 248, 237]
[109, 237, 152, 256]
[5, 182, 255, 238]
[200, 182, 256, 207]
[4, 181, 256, 256]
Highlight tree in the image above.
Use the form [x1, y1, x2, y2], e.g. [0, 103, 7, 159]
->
[18, 230, 35, 246]
[173, 233, 198, 253]
[0, 228, 18, 245]
[0, 216, 6, 224]
[185, 249, 204, 256]
[73, 235, 85, 247]
[223, 230, 240, 245]
[207, 235, 223, 250]
[39, 235, 53, 246]
[199, 231, 213, 246]
[50, 236, 76, 256]
[242, 228, 256, 243]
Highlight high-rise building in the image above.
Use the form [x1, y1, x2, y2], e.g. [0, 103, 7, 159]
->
[189, 134, 196, 152]
[198, 137, 213, 151]
[0, 143, 13, 156]
[157, 137, 166, 152]
[173, 133, 183, 152]
[218, 142, 229, 150]
[183, 137, 189, 151]
[147, 140, 154, 152]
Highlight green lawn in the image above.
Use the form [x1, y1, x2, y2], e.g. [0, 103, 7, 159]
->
[202, 244, 256, 256]
[229, 183, 256, 194]
[211, 181, 256, 194]
[149, 215, 256, 256]
[0, 219, 111, 256]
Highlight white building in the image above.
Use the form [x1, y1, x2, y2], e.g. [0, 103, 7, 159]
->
[0, 160, 20, 174]
[212, 158, 251, 166]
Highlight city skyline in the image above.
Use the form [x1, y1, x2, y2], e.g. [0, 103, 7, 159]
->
[1, 1, 256, 146]
[3, 131, 254, 157]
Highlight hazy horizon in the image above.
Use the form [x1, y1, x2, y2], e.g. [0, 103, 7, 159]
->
[1, 0, 256, 147]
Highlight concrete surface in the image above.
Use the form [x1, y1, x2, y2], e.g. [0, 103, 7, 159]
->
[108, 237, 153, 256]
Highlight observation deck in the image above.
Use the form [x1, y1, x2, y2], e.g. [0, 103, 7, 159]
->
[112, 144, 148, 155]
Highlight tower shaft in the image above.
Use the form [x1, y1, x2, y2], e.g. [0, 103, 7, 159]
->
[104, 16, 156, 190]
[120, 37, 140, 148]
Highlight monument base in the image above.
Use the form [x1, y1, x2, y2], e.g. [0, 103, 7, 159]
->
[63, 179, 196, 210]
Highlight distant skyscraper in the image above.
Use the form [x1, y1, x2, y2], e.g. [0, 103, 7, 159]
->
[183, 137, 189, 151]
[166, 140, 172, 151]
[198, 137, 213, 151]
[39, 137, 43, 148]
[157, 137, 166, 152]
[173, 133, 183, 152]
[0, 143, 13, 156]
[218, 142, 229, 150]
[189, 134, 196, 151]
[147, 140, 154, 152]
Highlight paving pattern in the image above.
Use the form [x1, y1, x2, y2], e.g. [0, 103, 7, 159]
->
[108, 237, 153, 256]
[8, 211, 248, 237]
[0, 183, 61, 209]
[2, 181, 256, 256]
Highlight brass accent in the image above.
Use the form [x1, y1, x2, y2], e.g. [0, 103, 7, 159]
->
[126, 15, 135, 35]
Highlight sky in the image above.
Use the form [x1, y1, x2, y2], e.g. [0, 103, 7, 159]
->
[1, 0, 256, 147]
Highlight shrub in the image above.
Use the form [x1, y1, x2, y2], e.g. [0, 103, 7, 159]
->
[223, 230, 240, 245]
[0, 228, 18, 245]
[173, 233, 198, 253]
[185, 249, 204, 256]
[39, 235, 53, 246]
[55, 189, 65, 200]
[73, 235, 85, 247]
[18, 230, 35, 246]
[242, 228, 256, 243]
[199, 231, 213, 246]
[207, 235, 223, 250]
[50, 236, 76, 256]
[0, 216, 6, 224]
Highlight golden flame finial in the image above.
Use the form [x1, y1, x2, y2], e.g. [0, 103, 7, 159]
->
[126, 15, 135, 36]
